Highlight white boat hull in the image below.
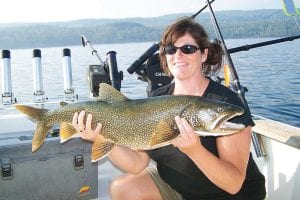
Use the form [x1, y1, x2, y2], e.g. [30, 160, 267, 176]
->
[252, 117, 300, 200]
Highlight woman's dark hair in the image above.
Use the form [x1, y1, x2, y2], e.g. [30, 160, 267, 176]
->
[159, 17, 223, 76]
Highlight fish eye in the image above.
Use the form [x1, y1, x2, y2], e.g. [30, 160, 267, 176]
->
[217, 107, 224, 113]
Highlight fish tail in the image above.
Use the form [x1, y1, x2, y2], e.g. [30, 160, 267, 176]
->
[14, 104, 51, 152]
[32, 122, 52, 152]
[14, 104, 48, 121]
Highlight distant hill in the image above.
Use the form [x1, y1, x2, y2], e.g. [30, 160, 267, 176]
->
[0, 9, 299, 49]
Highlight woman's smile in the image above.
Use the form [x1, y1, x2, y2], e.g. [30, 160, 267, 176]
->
[173, 61, 188, 67]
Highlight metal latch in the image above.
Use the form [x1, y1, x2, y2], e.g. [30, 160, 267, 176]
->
[1, 158, 13, 180]
[74, 155, 84, 170]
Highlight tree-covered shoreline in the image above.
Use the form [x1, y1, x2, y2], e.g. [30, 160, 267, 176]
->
[1, 9, 299, 49]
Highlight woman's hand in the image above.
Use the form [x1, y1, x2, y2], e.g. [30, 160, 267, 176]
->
[72, 111, 102, 142]
[71, 111, 150, 173]
[172, 116, 202, 155]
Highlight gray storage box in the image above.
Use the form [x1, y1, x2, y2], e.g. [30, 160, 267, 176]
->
[0, 131, 98, 200]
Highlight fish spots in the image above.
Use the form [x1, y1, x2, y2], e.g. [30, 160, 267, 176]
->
[15, 89, 245, 161]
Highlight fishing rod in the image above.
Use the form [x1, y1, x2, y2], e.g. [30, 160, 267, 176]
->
[191, 0, 215, 19]
[228, 35, 300, 54]
[81, 34, 104, 65]
[206, 0, 265, 157]
[206, 0, 246, 106]
[81, 34, 122, 93]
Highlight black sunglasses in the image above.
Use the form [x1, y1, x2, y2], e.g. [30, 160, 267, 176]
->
[163, 44, 200, 55]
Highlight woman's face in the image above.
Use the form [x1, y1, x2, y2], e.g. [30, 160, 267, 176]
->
[166, 33, 207, 81]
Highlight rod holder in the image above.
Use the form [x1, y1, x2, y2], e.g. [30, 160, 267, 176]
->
[106, 51, 122, 90]
[62, 48, 75, 101]
[1, 50, 15, 105]
[252, 131, 266, 157]
[32, 49, 46, 103]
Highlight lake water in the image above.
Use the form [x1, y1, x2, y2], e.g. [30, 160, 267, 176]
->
[1, 38, 299, 127]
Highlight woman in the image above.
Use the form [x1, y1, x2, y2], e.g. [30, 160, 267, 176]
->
[72, 17, 266, 200]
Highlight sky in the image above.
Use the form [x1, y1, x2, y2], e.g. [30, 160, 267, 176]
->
[0, 0, 293, 24]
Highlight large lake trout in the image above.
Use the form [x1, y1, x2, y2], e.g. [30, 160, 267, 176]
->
[15, 83, 245, 162]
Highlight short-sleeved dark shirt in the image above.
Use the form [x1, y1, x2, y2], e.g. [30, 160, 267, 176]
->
[147, 80, 266, 200]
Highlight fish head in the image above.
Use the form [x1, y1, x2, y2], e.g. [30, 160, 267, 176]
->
[187, 101, 245, 136]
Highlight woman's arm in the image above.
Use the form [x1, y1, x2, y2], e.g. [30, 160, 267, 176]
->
[172, 116, 251, 194]
[108, 145, 150, 174]
[72, 111, 150, 174]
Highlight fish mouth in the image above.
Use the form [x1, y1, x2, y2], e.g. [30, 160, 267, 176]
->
[213, 112, 245, 134]
[194, 113, 245, 136]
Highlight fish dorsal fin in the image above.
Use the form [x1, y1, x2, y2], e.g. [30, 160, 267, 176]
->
[60, 101, 68, 106]
[60, 122, 80, 143]
[92, 136, 115, 162]
[149, 120, 179, 147]
[98, 83, 128, 103]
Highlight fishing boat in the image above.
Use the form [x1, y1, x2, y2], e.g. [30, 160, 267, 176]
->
[1, 0, 300, 199]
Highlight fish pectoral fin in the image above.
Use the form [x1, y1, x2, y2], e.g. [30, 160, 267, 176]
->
[92, 137, 115, 162]
[60, 122, 79, 143]
[149, 121, 178, 146]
